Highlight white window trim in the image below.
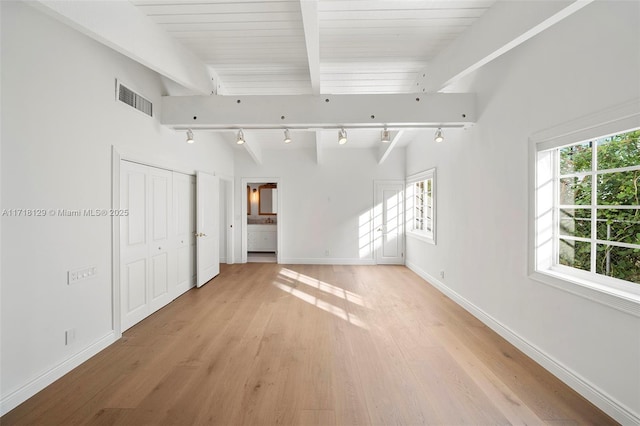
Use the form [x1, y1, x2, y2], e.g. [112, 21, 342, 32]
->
[529, 99, 640, 317]
[406, 168, 436, 245]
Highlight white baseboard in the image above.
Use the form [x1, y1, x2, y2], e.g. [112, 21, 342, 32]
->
[279, 257, 376, 265]
[405, 261, 639, 425]
[0, 331, 118, 416]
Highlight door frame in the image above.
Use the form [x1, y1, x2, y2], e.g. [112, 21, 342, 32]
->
[241, 177, 282, 264]
[373, 180, 406, 265]
[217, 174, 235, 264]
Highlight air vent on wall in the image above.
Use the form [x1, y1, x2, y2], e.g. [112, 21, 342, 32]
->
[116, 80, 152, 117]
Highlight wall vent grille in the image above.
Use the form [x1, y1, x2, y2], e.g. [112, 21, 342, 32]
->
[117, 81, 152, 117]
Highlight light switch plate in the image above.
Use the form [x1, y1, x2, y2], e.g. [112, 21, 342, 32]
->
[68, 266, 97, 284]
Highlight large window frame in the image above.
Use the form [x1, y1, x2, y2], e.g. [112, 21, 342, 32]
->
[406, 168, 436, 245]
[530, 100, 640, 316]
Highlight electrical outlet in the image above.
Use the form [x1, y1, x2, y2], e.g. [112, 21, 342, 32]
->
[324, 250, 330, 256]
[440, 270, 445, 279]
[65, 328, 76, 345]
[68, 266, 97, 284]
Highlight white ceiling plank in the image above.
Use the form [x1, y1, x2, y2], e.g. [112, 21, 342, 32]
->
[161, 93, 475, 129]
[30, 0, 213, 94]
[228, 88, 313, 95]
[418, 0, 595, 92]
[172, 29, 304, 38]
[149, 12, 302, 24]
[136, 2, 300, 15]
[318, 1, 495, 12]
[321, 18, 478, 28]
[378, 130, 404, 165]
[300, 0, 321, 95]
[319, 9, 488, 20]
[161, 21, 302, 31]
[132, 0, 297, 4]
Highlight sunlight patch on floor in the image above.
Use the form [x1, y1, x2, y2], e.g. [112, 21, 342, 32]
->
[279, 268, 366, 307]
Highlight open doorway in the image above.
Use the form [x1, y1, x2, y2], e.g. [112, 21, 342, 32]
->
[241, 177, 281, 263]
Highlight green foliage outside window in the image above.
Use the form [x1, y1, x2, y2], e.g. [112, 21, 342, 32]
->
[558, 130, 640, 284]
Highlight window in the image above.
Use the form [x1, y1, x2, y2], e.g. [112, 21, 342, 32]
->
[406, 168, 436, 244]
[554, 130, 640, 283]
[532, 102, 640, 313]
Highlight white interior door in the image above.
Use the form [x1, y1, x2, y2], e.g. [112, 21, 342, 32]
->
[120, 161, 174, 331]
[174, 172, 196, 296]
[147, 167, 173, 313]
[375, 181, 405, 265]
[120, 162, 149, 329]
[196, 171, 220, 287]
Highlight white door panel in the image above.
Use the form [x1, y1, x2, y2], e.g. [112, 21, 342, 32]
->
[174, 173, 196, 296]
[375, 182, 405, 265]
[125, 259, 147, 313]
[148, 168, 173, 312]
[120, 161, 176, 331]
[197, 172, 220, 287]
[120, 162, 149, 330]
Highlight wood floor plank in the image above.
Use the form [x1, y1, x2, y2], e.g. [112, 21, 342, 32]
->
[1, 264, 616, 425]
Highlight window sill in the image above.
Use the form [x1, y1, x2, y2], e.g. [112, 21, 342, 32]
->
[530, 269, 640, 317]
[407, 231, 435, 245]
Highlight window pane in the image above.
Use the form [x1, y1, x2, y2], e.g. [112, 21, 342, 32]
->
[560, 142, 592, 174]
[596, 244, 640, 284]
[559, 239, 591, 271]
[560, 209, 591, 239]
[597, 130, 640, 171]
[414, 181, 424, 231]
[597, 209, 640, 244]
[597, 171, 640, 206]
[560, 176, 591, 205]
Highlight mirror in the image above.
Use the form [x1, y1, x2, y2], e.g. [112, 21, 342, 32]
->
[259, 183, 277, 215]
[247, 185, 251, 215]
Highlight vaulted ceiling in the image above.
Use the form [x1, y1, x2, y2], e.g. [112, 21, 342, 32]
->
[131, 0, 496, 96]
[32, 0, 594, 158]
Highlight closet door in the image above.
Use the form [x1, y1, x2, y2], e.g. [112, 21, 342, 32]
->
[120, 161, 151, 330]
[148, 167, 173, 314]
[120, 161, 175, 331]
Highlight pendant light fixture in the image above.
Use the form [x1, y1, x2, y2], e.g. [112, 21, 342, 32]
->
[186, 129, 194, 144]
[284, 129, 292, 144]
[434, 128, 444, 143]
[236, 129, 245, 145]
[381, 127, 390, 143]
[338, 128, 348, 145]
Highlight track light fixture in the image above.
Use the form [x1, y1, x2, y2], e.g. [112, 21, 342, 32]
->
[284, 129, 292, 144]
[338, 128, 348, 145]
[186, 129, 194, 144]
[381, 127, 390, 143]
[236, 129, 245, 145]
[434, 128, 444, 143]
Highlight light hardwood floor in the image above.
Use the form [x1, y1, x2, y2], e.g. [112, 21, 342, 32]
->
[3, 264, 615, 425]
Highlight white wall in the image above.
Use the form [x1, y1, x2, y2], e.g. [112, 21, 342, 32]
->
[234, 148, 405, 263]
[0, 1, 234, 412]
[405, 2, 639, 422]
